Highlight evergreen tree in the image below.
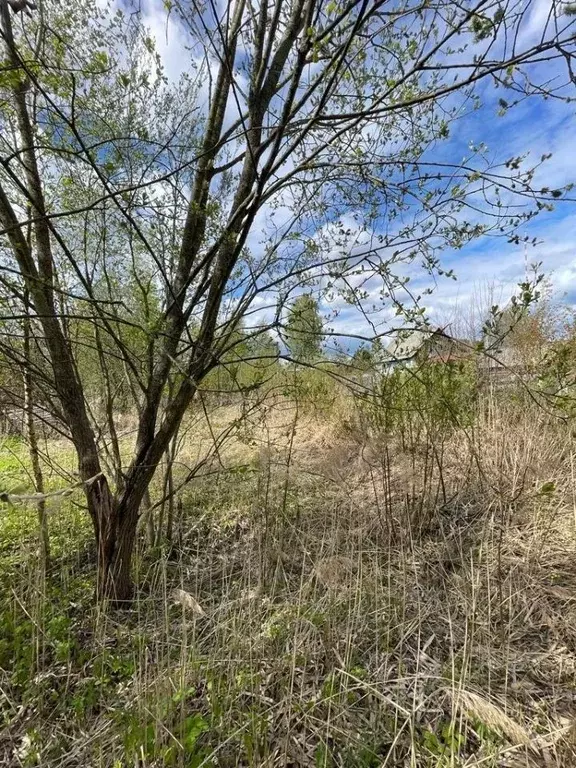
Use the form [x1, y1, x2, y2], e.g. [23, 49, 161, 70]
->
[285, 296, 324, 363]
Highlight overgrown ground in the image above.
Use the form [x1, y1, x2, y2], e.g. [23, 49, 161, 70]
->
[2, 384, 576, 767]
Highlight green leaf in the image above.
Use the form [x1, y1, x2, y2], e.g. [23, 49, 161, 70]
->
[538, 481, 556, 496]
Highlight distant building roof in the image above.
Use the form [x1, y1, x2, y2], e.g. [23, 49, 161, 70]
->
[386, 329, 432, 361]
[384, 328, 474, 365]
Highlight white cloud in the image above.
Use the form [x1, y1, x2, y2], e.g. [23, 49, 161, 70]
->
[144, 3, 192, 82]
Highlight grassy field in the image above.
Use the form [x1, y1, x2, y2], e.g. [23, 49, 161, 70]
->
[2, 383, 576, 767]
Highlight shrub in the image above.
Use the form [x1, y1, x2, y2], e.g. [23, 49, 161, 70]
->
[358, 360, 478, 448]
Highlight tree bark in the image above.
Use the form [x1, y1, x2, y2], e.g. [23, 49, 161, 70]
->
[99, 517, 138, 604]
[23, 345, 50, 568]
[88, 476, 138, 603]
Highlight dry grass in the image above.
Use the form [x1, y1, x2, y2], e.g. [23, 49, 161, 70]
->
[2, 390, 576, 766]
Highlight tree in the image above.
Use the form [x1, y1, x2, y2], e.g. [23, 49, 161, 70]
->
[205, 324, 280, 396]
[285, 295, 324, 363]
[352, 344, 375, 371]
[483, 279, 567, 370]
[0, 0, 575, 600]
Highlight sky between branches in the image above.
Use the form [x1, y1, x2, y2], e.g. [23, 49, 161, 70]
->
[104, 0, 576, 344]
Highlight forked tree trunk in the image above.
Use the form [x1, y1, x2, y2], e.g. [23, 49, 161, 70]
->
[99, 517, 138, 603]
[84, 475, 129, 603]
[88, 475, 149, 603]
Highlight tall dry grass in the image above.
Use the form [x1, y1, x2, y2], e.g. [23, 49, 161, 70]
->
[2, 388, 576, 767]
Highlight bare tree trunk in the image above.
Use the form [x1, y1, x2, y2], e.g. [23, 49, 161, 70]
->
[93, 442, 176, 602]
[141, 488, 156, 548]
[23, 316, 50, 569]
[165, 435, 177, 544]
[89, 480, 136, 603]
[101, 510, 138, 603]
[155, 439, 177, 547]
[94, 320, 124, 490]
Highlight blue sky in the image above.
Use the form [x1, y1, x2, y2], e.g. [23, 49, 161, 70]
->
[109, 0, 576, 345]
[418, 87, 576, 319]
[322, 65, 576, 342]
